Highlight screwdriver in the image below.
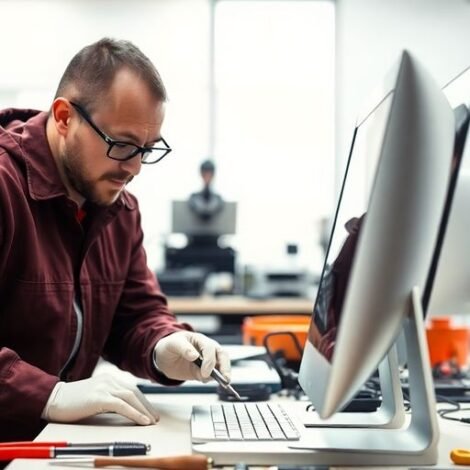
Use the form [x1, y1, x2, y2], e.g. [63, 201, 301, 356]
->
[0, 442, 149, 460]
[48, 454, 213, 469]
[193, 357, 242, 400]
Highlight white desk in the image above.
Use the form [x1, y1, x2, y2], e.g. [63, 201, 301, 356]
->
[5, 393, 470, 469]
[168, 296, 314, 316]
[167, 295, 314, 342]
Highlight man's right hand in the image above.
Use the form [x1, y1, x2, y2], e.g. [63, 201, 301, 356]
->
[41, 375, 159, 425]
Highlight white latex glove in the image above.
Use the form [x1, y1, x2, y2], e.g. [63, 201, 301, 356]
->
[41, 374, 159, 425]
[153, 331, 231, 382]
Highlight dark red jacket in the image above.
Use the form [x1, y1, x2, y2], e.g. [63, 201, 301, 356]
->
[0, 109, 190, 440]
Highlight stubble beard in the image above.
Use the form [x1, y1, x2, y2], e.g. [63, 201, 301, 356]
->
[61, 144, 128, 207]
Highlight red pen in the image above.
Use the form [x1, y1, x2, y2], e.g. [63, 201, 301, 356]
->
[0, 442, 69, 448]
[0, 442, 150, 460]
[0, 441, 146, 448]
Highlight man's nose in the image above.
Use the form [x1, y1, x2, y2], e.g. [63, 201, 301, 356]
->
[120, 154, 142, 177]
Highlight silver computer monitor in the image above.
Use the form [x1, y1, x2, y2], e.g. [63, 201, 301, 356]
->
[190, 52, 455, 466]
[298, 50, 455, 419]
[171, 200, 237, 236]
[424, 67, 470, 317]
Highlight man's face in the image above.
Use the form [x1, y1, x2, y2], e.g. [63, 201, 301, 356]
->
[201, 170, 214, 186]
[61, 68, 165, 206]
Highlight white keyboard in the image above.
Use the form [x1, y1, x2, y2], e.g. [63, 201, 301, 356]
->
[191, 402, 301, 442]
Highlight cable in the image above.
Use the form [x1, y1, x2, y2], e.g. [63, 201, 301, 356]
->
[436, 395, 470, 423]
[262, 331, 304, 398]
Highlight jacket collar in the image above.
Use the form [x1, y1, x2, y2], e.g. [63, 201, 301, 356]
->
[21, 111, 135, 210]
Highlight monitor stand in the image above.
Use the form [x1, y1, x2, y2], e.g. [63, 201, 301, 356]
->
[286, 286, 438, 466]
[301, 343, 405, 428]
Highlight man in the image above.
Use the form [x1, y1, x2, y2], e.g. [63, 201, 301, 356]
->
[186, 159, 225, 253]
[188, 159, 224, 223]
[0, 38, 230, 441]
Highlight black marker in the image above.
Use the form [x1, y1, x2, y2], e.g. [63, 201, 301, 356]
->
[193, 357, 241, 400]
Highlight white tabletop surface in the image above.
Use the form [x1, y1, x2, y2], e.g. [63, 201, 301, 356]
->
[5, 392, 470, 470]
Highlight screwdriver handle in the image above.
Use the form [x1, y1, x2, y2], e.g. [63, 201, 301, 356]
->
[93, 454, 212, 469]
[193, 357, 204, 368]
[193, 357, 229, 385]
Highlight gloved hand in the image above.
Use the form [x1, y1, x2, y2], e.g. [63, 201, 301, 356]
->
[42, 374, 159, 425]
[153, 331, 231, 382]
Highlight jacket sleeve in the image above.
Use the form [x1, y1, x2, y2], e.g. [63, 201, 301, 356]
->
[102, 204, 193, 384]
[0, 348, 59, 438]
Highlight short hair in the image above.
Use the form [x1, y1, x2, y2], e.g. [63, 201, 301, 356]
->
[200, 159, 215, 174]
[53, 38, 167, 112]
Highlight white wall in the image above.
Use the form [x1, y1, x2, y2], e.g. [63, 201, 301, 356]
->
[335, 0, 470, 190]
[213, 1, 335, 271]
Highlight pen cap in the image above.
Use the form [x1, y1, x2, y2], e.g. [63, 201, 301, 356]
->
[54, 443, 149, 457]
[111, 443, 150, 456]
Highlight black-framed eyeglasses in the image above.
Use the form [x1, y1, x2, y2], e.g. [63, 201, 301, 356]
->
[70, 101, 172, 164]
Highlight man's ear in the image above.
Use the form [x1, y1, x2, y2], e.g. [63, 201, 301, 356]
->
[51, 98, 72, 137]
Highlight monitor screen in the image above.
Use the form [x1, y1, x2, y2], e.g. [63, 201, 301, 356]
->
[426, 164, 470, 316]
[311, 93, 392, 363]
[171, 200, 237, 236]
[298, 51, 455, 418]
[425, 67, 470, 316]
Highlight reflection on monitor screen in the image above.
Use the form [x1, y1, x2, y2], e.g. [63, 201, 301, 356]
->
[312, 93, 392, 363]
[298, 51, 455, 419]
